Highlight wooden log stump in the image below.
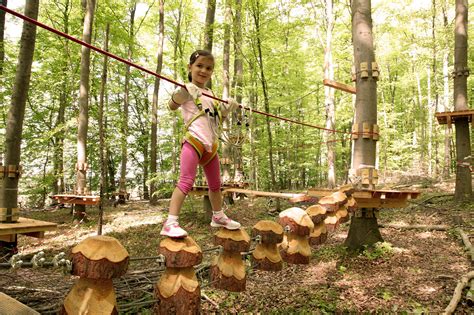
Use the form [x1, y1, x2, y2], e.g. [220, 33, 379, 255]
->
[278, 207, 313, 265]
[336, 206, 350, 224]
[318, 191, 347, 212]
[210, 228, 250, 292]
[155, 236, 202, 314]
[324, 212, 339, 232]
[278, 207, 314, 236]
[309, 222, 328, 247]
[62, 235, 129, 314]
[251, 220, 284, 271]
[155, 267, 201, 315]
[306, 204, 327, 225]
[346, 196, 358, 213]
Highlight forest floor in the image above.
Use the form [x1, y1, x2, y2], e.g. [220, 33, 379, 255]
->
[0, 181, 473, 314]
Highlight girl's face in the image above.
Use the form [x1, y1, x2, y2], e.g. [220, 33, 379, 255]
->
[188, 56, 214, 88]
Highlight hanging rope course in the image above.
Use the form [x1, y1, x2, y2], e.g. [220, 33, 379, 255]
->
[1, 5, 378, 140]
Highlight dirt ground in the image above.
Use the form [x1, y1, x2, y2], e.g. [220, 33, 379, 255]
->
[0, 185, 473, 314]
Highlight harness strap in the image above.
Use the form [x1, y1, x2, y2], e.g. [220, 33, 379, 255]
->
[183, 132, 218, 166]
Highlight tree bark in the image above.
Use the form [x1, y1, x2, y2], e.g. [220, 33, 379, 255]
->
[119, 3, 136, 201]
[452, 0, 472, 201]
[232, 0, 244, 183]
[53, 0, 71, 195]
[221, 0, 232, 184]
[324, 0, 336, 188]
[203, 0, 216, 52]
[150, 0, 164, 205]
[441, 1, 452, 179]
[345, 0, 383, 251]
[75, 0, 95, 220]
[1, 0, 39, 222]
[252, 0, 279, 211]
[0, 0, 7, 76]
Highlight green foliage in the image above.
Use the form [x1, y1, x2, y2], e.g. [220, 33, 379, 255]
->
[362, 242, 394, 260]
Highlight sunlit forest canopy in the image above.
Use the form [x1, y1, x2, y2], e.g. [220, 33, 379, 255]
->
[1, 0, 473, 206]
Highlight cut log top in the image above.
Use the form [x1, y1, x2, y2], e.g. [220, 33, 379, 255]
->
[338, 184, 355, 196]
[252, 243, 281, 263]
[215, 228, 250, 243]
[318, 191, 347, 212]
[71, 235, 129, 262]
[279, 207, 314, 228]
[306, 204, 327, 217]
[158, 267, 199, 299]
[346, 196, 357, 209]
[253, 220, 284, 234]
[160, 236, 202, 254]
[336, 208, 348, 218]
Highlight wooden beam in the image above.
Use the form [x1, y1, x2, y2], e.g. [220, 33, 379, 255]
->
[0, 292, 40, 315]
[323, 79, 357, 94]
[0, 217, 57, 236]
[222, 188, 306, 200]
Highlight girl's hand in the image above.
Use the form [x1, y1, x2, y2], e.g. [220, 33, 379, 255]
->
[227, 98, 240, 112]
[185, 83, 202, 100]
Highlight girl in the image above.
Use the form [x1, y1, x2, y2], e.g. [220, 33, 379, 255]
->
[160, 50, 241, 238]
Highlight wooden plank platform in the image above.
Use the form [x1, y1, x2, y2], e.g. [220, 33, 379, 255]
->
[50, 194, 100, 205]
[0, 217, 57, 242]
[323, 79, 357, 94]
[435, 110, 474, 128]
[306, 188, 420, 209]
[0, 292, 40, 315]
[222, 188, 306, 200]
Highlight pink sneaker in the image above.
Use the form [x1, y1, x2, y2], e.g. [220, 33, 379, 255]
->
[160, 222, 188, 238]
[211, 215, 241, 230]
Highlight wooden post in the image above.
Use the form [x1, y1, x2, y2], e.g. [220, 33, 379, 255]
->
[251, 220, 284, 271]
[62, 235, 129, 314]
[210, 228, 250, 292]
[278, 207, 314, 264]
[155, 236, 202, 314]
[306, 205, 328, 246]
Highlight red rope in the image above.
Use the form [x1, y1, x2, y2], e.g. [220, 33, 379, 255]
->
[1, 5, 371, 137]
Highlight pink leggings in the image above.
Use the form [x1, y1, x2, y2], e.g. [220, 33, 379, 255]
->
[176, 141, 221, 195]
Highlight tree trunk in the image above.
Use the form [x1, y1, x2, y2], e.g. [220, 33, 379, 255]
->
[150, 0, 164, 205]
[52, 0, 71, 195]
[221, 0, 232, 184]
[345, 0, 383, 251]
[232, 0, 245, 184]
[119, 3, 136, 200]
[324, 0, 336, 188]
[203, 0, 216, 52]
[97, 23, 109, 234]
[453, 0, 472, 201]
[75, 0, 95, 220]
[252, 0, 279, 211]
[0, 0, 7, 76]
[1, 0, 38, 222]
[441, 1, 452, 179]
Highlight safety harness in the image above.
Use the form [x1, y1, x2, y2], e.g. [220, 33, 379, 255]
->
[183, 93, 223, 166]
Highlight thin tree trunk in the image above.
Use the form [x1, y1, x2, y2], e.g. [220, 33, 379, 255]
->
[442, 1, 452, 179]
[97, 23, 109, 234]
[203, 0, 216, 52]
[452, 0, 472, 200]
[119, 3, 136, 201]
[150, 0, 164, 205]
[0, 0, 7, 76]
[75, 0, 95, 220]
[221, 0, 232, 184]
[345, 0, 383, 251]
[252, 0, 279, 211]
[233, 0, 244, 184]
[1, 0, 39, 223]
[324, 0, 336, 188]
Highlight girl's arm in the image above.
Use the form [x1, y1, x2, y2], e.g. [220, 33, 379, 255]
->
[168, 83, 202, 110]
